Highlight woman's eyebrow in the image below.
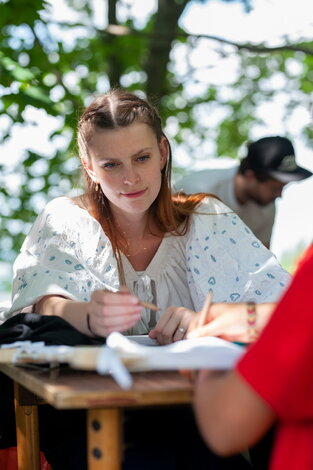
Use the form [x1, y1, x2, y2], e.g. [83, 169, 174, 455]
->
[96, 147, 152, 162]
[130, 147, 152, 158]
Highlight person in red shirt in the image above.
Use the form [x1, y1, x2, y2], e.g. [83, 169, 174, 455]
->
[193, 244, 313, 470]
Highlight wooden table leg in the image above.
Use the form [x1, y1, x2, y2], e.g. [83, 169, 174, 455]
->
[87, 408, 122, 470]
[14, 382, 41, 470]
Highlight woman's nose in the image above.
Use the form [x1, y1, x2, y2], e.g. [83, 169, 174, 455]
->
[123, 167, 139, 185]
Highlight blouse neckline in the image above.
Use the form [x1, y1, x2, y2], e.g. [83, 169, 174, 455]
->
[121, 235, 176, 280]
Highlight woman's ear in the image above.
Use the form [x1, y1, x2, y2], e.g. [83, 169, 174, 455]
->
[81, 158, 98, 183]
[159, 136, 168, 170]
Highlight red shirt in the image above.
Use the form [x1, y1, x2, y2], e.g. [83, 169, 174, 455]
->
[237, 244, 313, 470]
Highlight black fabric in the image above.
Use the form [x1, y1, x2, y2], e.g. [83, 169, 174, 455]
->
[0, 312, 105, 346]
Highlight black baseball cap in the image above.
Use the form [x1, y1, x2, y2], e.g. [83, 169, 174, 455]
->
[245, 136, 312, 183]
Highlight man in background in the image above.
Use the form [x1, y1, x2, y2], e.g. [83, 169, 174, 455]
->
[176, 136, 312, 247]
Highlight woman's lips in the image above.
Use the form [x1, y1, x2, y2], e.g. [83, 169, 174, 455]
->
[121, 189, 147, 198]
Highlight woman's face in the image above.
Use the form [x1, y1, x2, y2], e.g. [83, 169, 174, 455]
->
[84, 122, 168, 218]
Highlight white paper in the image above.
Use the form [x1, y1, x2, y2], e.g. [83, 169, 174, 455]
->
[107, 332, 245, 371]
[125, 335, 159, 347]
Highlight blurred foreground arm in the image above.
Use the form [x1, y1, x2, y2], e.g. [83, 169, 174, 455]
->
[188, 302, 275, 343]
[193, 369, 275, 455]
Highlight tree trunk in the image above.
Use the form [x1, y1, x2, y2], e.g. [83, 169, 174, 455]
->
[105, 0, 124, 87]
[144, 0, 189, 101]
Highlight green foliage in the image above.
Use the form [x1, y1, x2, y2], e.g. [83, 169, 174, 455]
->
[0, 0, 312, 266]
[280, 241, 309, 274]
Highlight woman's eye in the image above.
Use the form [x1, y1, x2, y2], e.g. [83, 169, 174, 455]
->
[102, 162, 117, 169]
[137, 155, 150, 163]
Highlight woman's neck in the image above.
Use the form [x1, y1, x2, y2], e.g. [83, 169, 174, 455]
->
[113, 210, 164, 270]
[115, 212, 150, 241]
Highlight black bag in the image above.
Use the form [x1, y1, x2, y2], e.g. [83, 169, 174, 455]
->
[0, 312, 105, 346]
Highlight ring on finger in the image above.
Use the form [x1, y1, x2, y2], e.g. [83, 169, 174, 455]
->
[178, 327, 185, 334]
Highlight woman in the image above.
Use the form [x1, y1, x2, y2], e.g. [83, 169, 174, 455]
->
[193, 243, 313, 470]
[5, 89, 289, 343]
[2, 89, 290, 470]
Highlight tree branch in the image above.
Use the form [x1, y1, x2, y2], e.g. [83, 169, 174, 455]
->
[192, 33, 313, 57]
[104, 25, 313, 58]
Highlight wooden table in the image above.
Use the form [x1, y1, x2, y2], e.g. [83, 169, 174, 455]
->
[0, 364, 193, 470]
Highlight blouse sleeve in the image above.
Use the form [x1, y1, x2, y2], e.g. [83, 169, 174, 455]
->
[186, 197, 291, 310]
[9, 197, 120, 314]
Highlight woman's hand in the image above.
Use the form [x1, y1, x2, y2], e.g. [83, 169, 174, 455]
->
[187, 303, 247, 342]
[87, 288, 143, 337]
[187, 302, 275, 343]
[149, 306, 196, 345]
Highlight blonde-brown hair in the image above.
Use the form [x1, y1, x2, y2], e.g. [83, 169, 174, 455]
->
[77, 89, 214, 280]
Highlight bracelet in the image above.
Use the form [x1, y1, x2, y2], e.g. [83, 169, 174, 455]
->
[86, 312, 100, 338]
[246, 302, 257, 342]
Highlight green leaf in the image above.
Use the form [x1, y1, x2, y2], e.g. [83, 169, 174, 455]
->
[0, 52, 35, 81]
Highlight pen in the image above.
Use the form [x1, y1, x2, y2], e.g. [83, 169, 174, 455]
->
[198, 291, 213, 328]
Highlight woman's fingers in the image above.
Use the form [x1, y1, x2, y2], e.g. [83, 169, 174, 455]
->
[158, 311, 181, 340]
[172, 313, 191, 342]
[94, 308, 141, 326]
[186, 311, 201, 334]
[152, 307, 179, 344]
[88, 309, 141, 336]
[92, 302, 142, 319]
[88, 289, 143, 336]
[187, 309, 248, 342]
[148, 329, 158, 339]
[152, 306, 175, 331]
[153, 307, 194, 344]
[187, 319, 223, 339]
[91, 289, 139, 306]
[96, 315, 141, 336]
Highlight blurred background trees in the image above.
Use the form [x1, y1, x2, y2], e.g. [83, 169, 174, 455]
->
[1, 0, 312, 269]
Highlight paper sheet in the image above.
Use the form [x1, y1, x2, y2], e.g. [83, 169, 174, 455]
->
[107, 332, 245, 371]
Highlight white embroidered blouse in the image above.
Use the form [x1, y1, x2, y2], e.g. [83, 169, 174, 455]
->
[2, 196, 290, 333]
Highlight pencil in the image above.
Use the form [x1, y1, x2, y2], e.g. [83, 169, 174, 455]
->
[198, 291, 213, 328]
[139, 300, 160, 312]
[119, 285, 160, 312]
